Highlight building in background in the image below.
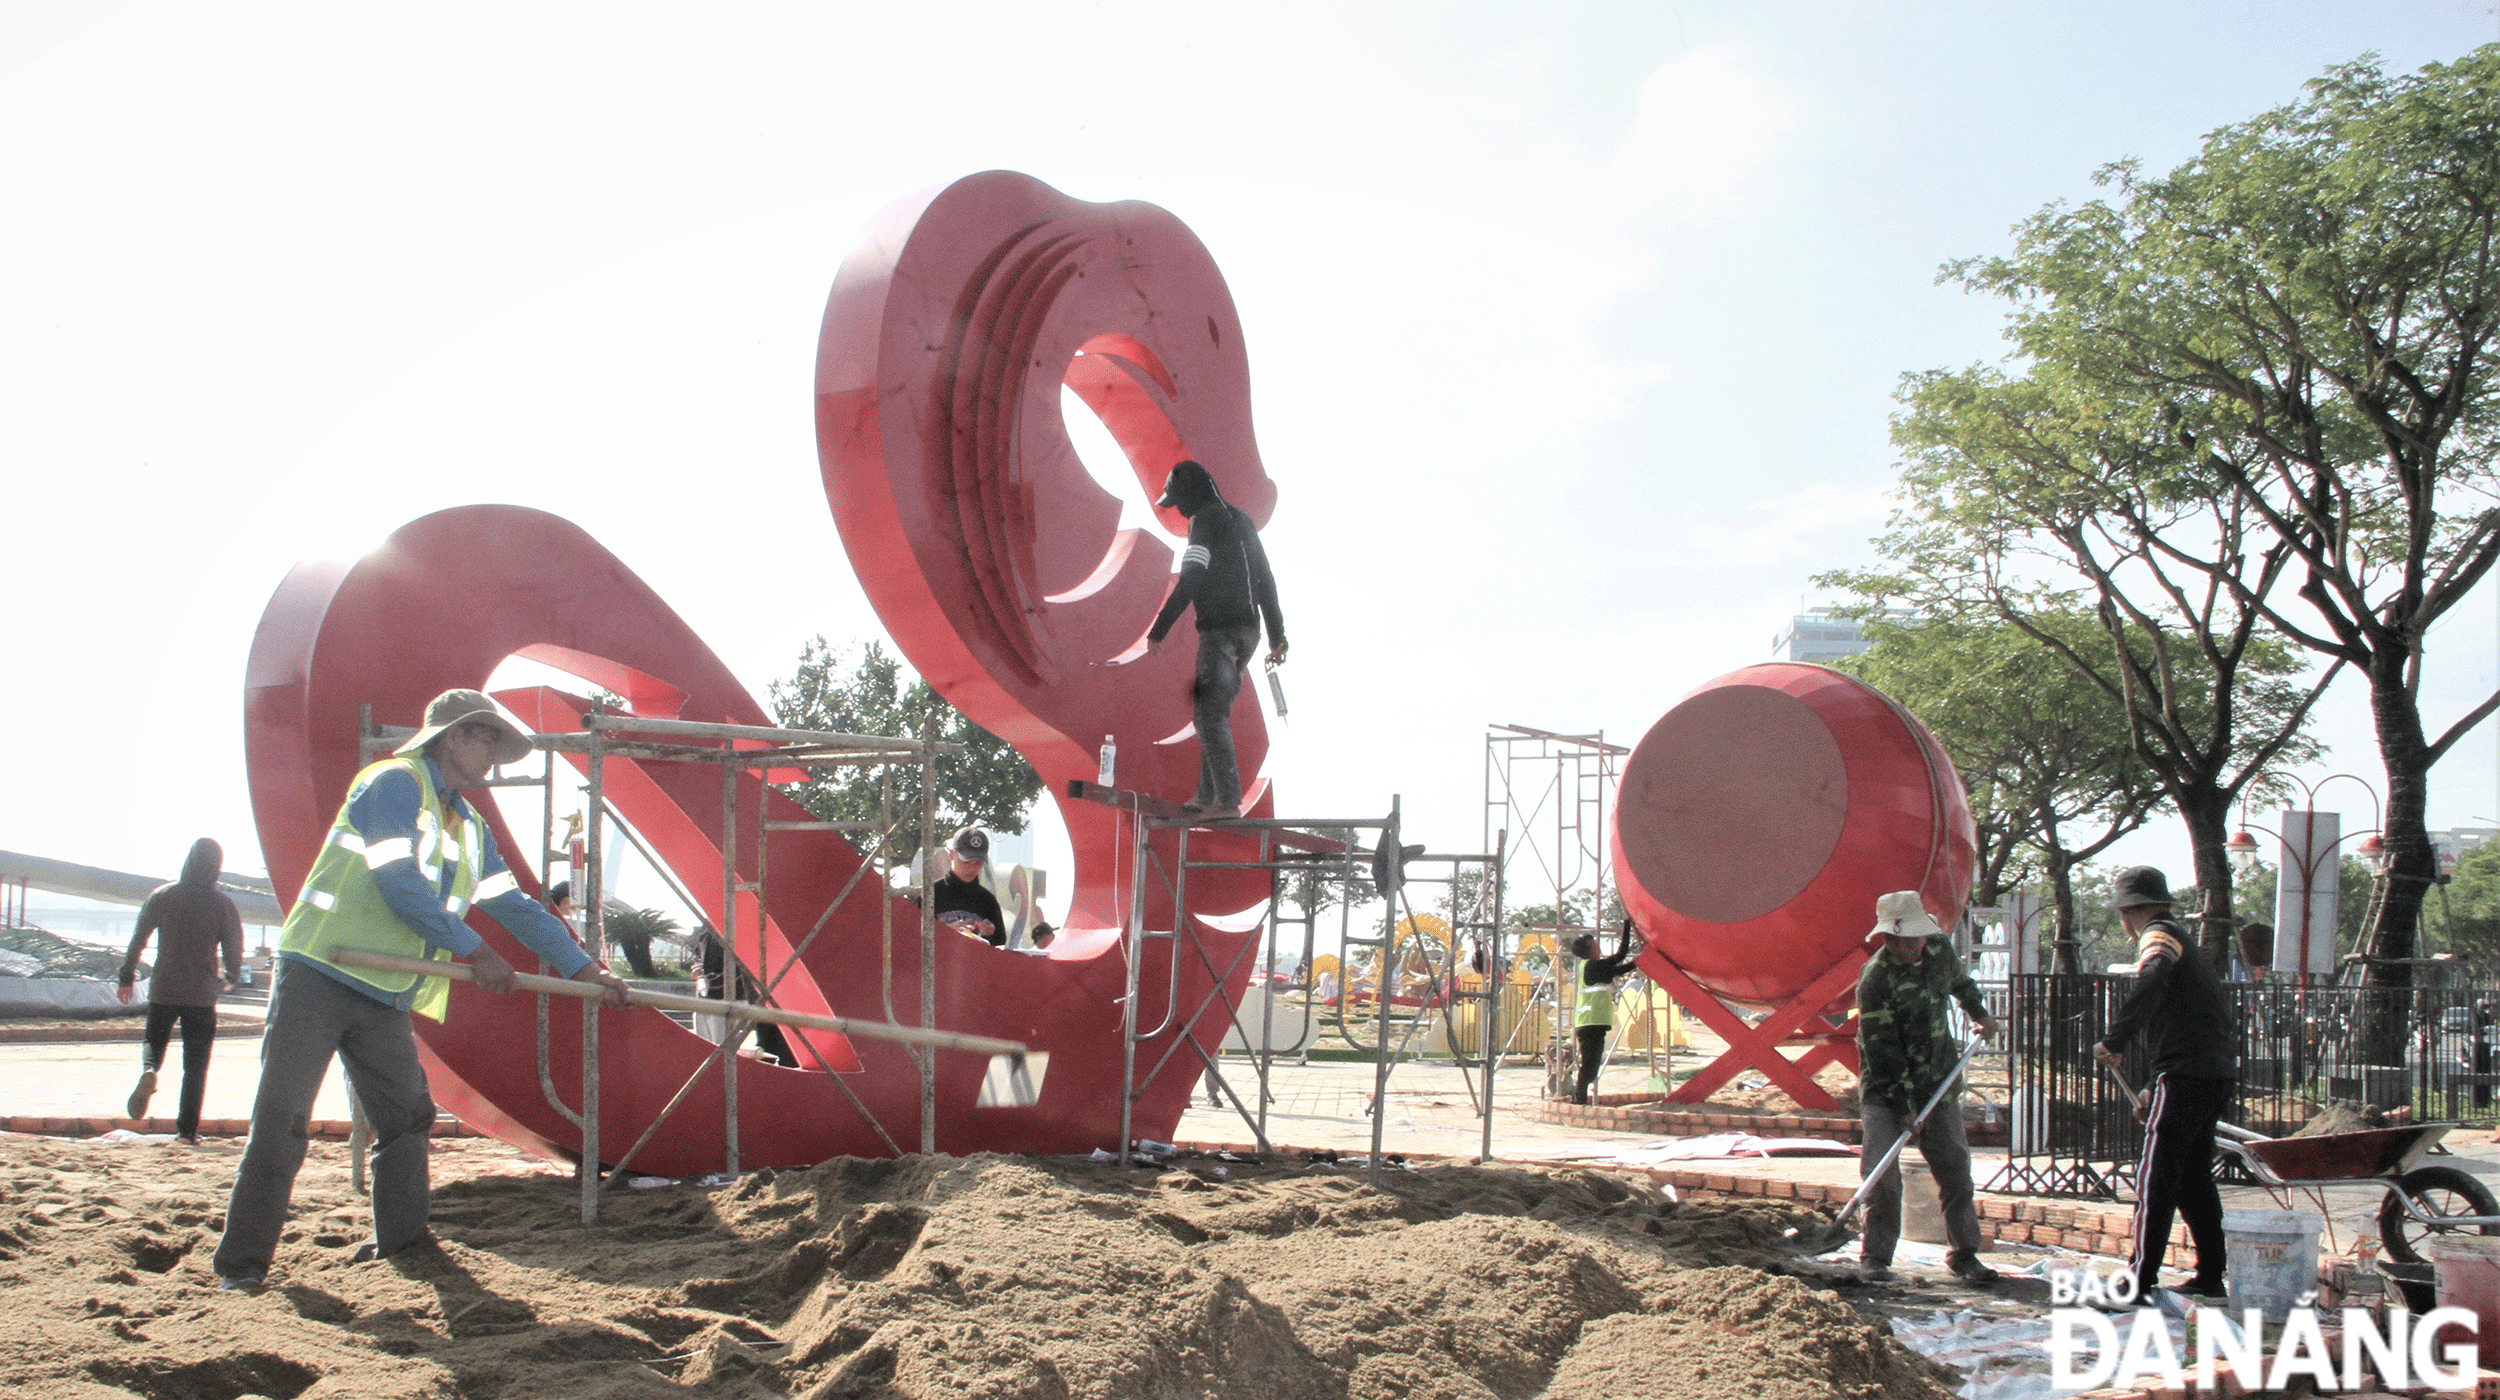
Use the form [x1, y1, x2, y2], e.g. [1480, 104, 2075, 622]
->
[1772, 606, 1911, 663]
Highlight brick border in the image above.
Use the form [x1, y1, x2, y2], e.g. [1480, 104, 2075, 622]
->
[1533, 1095, 2012, 1148]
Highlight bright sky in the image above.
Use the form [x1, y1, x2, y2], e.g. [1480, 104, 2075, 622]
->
[8, 1, 2500, 915]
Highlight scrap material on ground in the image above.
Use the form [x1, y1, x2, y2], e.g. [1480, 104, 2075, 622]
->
[0, 1132, 1964, 1400]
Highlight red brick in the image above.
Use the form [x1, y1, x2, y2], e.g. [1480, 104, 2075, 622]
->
[1704, 1174, 1737, 1193]
[2199, 1358, 2252, 1398]
[1735, 1177, 1765, 1195]
[1979, 1199, 2016, 1221]
[1764, 1180, 1794, 1199]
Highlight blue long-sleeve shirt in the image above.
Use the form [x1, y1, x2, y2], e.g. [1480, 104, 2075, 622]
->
[287, 755, 593, 1009]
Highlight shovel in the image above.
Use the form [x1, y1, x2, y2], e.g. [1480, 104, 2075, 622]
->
[1786, 1036, 1989, 1256]
[2101, 1061, 2265, 1143]
[333, 949, 1044, 1107]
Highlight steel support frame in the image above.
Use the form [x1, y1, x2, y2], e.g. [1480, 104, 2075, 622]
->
[1108, 797, 1509, 1182]
[359, 705, 950, 1223]
[1483, 724, 1628, 1102]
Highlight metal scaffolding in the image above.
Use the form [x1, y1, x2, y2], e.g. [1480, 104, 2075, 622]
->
[1071, 784, 1505, 1181]
[358, 703, 963, 1222]
[1483, 724, 1631, 1098]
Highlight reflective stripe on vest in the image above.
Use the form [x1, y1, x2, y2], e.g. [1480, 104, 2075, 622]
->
[278, 754, 480, 1021]
[1575, 975, 1614, 1028]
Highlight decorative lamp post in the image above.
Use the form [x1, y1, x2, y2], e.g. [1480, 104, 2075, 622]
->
[2227, 773, 2383, 983]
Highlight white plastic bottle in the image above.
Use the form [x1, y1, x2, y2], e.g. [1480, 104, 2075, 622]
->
[1098, 734, 1117, 788]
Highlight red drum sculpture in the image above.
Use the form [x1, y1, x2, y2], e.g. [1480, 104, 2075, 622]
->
[1611, 663, 1974, 1111]
[244, 171, 1278, 1171]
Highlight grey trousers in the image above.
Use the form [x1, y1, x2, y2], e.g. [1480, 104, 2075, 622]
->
[212, 960, 437, 1280]
[1192, 624, 1261, 807]
[1860, 1094, 1987, 1268]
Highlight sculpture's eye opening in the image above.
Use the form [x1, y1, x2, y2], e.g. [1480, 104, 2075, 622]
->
[1061, 379, 1161, 541]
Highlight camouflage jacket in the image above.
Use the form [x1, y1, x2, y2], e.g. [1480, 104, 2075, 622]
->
[1855, 942, 1990, 1115]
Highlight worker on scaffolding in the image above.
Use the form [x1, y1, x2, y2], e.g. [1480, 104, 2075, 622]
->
[1144, 459, 1285, 822]
[1567, 921, 1645, 1105]
[212, 689, 631, 1293]
[931, 827, 1006, 947]
[1855, 890, 2001, 1288]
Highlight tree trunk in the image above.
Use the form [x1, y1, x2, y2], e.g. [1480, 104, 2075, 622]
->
[2175, 787, 2238, 975]
[2046, 848, 2082, 975]
[2364, 651, 2436, 986]
[2351, 649, 2437, 1083]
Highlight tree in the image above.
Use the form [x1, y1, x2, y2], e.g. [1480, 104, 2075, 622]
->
[1823, 431, 2329, 974]
[1832, 612, 2168, 971]
[1273, 828, 1378, 928]
[2064, 866, 2138, 972]
[1948, 50, 2500, 984]
[2439, 844, 2500, 973]
[603, 906, 681, 980]
[768, 637, 1044, 866]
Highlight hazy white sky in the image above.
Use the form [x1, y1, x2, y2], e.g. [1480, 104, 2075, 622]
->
[7, 1, 2500, 912]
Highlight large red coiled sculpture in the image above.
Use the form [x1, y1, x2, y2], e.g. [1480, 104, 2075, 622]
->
[244, 171, 1274, 1171]
[815, 169, 1280, 930]
[1612, 663, 1975, 1111]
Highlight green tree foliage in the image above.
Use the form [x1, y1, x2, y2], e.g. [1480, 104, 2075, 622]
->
[1273, 828, 1377, 924]
[2063, 866, 2137, 972]
[1833, 612, 2168, 970]
[601, 905, 681, 980]
[1944, 50, 2500, 979]
[2432, 845, 2500, 972]
[768, 637, 1044, 866]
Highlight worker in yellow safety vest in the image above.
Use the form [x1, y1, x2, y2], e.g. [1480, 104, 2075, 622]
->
[212, 689, 629, 1293]
[1567, 922, 1645, 1104]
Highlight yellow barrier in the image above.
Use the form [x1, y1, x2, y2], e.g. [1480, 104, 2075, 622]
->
[1614, 984, 1689, 1051]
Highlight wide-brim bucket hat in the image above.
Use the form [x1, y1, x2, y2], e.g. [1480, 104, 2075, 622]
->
[395, 688, 533, 767]
[2107, 865, 2174, 910]
[1866, 889, 1946, 943]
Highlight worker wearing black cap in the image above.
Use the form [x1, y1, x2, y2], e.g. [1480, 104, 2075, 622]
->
[1145, 459, 1286, 822]
[2093, 865, 2234, 1305]
[933, 827, 1006, 948]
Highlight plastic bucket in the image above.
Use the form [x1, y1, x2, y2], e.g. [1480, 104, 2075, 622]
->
[1901, 1160, 1947, 1245]
[2224, 1208, 2321, 1323]
[2435, 1235, 2500, 1367]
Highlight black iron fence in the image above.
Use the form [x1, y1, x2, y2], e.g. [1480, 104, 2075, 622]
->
[1989, 973, 2500, 1199]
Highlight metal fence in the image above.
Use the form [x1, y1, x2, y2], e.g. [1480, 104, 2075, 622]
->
[1991, 973, 2500, 1199]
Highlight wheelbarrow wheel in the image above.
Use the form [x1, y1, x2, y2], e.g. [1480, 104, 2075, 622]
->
[2378, 1164, 2500, 1269]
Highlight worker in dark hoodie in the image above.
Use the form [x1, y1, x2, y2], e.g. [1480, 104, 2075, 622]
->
[1144, 459, 1286, 820]
[118, 838, 245, 1144]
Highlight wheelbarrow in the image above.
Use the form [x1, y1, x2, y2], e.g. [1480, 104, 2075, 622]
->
[2216, 1124, 2498, 1310]
[2111, 1067, 2499, 1310]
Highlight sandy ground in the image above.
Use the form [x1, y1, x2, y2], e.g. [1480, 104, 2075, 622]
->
[0, 1132, 1963, 1400]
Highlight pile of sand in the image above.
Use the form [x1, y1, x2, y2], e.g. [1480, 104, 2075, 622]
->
[0, 1133, 1961, 1399]
[1705, 1064, 1862, 1117]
